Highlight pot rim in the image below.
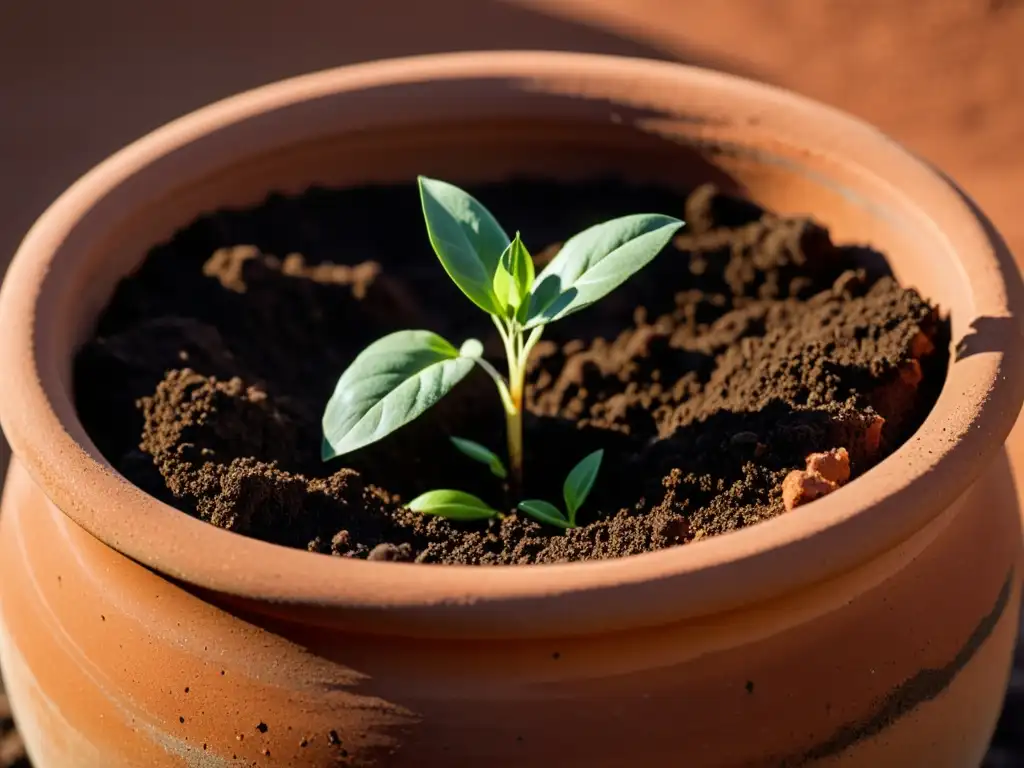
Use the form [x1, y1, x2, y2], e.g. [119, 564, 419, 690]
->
[1, 50, 1022, 637]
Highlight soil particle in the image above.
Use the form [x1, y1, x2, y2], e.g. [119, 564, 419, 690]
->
[74, 180, 947, 564]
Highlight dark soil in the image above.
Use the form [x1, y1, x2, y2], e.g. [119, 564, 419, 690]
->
[73, 179, 948, 565]
[0, 691, 27, 768]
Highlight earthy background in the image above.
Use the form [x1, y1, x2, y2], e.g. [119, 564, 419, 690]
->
[1, 0, 1021, 764]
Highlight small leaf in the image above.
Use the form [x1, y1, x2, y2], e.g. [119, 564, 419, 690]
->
[418, 176, 510, 315]
[526, 214, 683, 328]
[450, 436, 508, 479]
[518, 499, 571, 529]
[407, 489, 500, 520]
[459, 338, 484, 358]
[563, 449, 603, 524]
[322, 330, 480, 460]
[492, 232, 535, 316]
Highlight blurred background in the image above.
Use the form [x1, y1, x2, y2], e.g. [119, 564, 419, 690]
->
[0, 1, 1022, 765]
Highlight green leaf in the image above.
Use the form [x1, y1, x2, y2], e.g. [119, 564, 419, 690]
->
[407, 489, 501, 520]
[450, 436, 508, 479]
[518, 499, 572, 529]
[525, 214, 684, 328]
[418, 176, 511, 315]
[322, 330, 480, 460]
[492, 231, 535, 317]
[563, 449, 603, 524]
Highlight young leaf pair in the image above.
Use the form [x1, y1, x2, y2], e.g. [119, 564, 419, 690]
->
[411, 445, 603, 529]
[518, 448, 603, 529]
[321, 175, 683, 523]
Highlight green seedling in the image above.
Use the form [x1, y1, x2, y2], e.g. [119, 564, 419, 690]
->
[412, 449, 603, 528]
[518, 450, 604, 528]
[322, 176, 682, 525]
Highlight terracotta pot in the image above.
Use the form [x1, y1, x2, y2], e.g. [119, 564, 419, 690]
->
[1, 51, 1022, 767]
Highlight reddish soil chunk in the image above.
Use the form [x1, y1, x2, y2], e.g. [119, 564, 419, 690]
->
[74, 180, 947, 564]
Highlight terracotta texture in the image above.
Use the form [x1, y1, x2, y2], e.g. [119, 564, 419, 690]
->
[0, 52, 1022, 766]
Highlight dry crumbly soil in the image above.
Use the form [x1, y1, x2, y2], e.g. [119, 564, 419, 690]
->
[73, 180, 946, 565]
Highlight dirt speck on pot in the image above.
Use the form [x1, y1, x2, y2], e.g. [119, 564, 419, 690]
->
[74, 180, 948, 565]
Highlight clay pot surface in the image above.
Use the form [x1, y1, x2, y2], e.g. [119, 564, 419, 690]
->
[0, 51, 1022, 767]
